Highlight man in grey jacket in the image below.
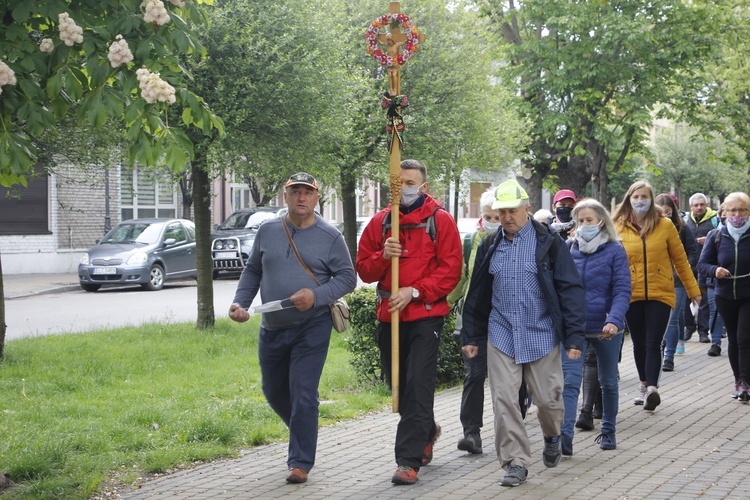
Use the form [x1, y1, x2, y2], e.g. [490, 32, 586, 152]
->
[229, 172, 356, 484]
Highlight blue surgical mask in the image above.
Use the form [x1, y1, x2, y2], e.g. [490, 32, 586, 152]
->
[400, 183, 425, 207]
[632, 199, 652, 216]
[483, 220, 501, 232]
[577, 223, 601, 242]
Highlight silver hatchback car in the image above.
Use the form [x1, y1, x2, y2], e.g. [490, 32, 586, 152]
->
[78, 218, 197, 292]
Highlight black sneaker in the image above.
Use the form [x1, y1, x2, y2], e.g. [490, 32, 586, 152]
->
[683, 329, 694, 342]
[542, 436, 562, 468]
[707, 344, 721, 357]
[699, 334, 710, 343]
[457, 433, 483, 454]
[662, 358, 674, 372]
[500, 465, 528, 487]
[575, 411, 594, 431]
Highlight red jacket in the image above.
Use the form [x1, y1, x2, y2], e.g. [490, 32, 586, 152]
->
[356, 194, 462, 322]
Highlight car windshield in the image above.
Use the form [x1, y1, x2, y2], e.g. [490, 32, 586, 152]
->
[245, 212, 276, 228]
[220, 212, 252, 230]
[102, 222, 165, 245]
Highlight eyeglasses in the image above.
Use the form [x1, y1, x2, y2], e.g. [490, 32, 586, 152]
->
[726, 208, 749, 215]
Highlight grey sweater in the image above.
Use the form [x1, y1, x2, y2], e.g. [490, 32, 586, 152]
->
[232, 215, 356, 330]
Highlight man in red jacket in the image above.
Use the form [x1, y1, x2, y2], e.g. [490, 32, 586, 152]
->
[356, 159, 462, 485]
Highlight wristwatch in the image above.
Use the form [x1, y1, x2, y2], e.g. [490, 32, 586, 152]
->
[411, 287, 420, 300]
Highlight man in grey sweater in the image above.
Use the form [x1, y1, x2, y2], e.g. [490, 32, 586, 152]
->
[228, 172, 356, 484]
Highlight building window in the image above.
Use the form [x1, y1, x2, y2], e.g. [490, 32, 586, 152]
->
[120, 167, 178, 220]
[0, 167, 49, 235]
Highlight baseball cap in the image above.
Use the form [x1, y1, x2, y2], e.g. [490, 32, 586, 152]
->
[492, 179, 529, 210]
[284, 172, 318, 190]
[553, 189, 576, 205]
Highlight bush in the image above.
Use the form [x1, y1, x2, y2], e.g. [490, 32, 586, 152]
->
[345, 286, 463, 387]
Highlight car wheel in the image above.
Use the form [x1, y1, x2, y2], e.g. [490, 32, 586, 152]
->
[142, 264, 165, 291]
[81, 284, 101, 292]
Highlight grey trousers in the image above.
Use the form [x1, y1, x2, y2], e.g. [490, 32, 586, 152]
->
[488, 342, 564, 469]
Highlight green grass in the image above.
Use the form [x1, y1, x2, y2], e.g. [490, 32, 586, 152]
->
[0, 318, 390, 499]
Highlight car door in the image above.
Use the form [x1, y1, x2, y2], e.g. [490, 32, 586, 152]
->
[161, 222, 193, 277]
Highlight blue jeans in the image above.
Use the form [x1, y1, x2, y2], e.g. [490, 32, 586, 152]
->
[707, 286, 725, 345]
[258, 312, 332, 473]
[562, 334, 623, 436]
[664, 285, 687, 360]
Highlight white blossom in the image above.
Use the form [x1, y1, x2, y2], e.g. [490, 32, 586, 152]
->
[136, 67, 176, 104]
[0, 61, 16, 95]
[58, 13, 83, 46]
[107, 35, 134, 68]
[168, 0, 186, 8]
[141, 0, 171, 26]
[40, 38, 55, 54]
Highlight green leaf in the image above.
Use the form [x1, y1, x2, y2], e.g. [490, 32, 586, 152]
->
[46, 72, 63, 100]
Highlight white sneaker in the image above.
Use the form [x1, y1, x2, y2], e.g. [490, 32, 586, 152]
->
[633, 383, 646, 405]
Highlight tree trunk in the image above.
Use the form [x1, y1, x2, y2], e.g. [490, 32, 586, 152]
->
[192, 150, 215, 330]
[556, 156, 592, 200]
[525, 169, 545, 212]
[340, 166, 359, 263]
[0, 252, 5, 360]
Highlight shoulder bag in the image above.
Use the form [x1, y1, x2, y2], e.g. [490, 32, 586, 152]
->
[281, 216, 350, 332]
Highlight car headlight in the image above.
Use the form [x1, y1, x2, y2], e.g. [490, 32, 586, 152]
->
[225, 240, 237, 250]
[127, 252, 148, 265]
[80, 253, 90, 265]
[214, 240, 224, 250]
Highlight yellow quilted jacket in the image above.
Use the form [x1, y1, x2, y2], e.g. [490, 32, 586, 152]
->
[617, 218, 700, 308]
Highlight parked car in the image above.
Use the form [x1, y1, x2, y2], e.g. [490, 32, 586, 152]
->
[211, 207, 280, 278]
[336, 216, 373, 246]
[78, 218, 197, 292]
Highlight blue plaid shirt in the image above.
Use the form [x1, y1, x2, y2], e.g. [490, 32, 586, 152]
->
[488, 219, 556, 363]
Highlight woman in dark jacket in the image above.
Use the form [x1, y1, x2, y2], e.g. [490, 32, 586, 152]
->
[561, 199, 631, 454]
[697, 192, 750, 401]
[655, 194, 698, 371]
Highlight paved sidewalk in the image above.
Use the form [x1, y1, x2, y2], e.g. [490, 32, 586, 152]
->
[123, 336, 748, 499]
[3, 273, 81, 299]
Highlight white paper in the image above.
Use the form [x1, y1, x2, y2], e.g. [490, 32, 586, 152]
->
[251, 298, 294, 314]
[689, 302, 699, 318]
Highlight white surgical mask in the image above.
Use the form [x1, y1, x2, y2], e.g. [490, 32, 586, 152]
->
[483, 220, 501, 232]
[400, 183, 425, 207]
[632, 199, 651, 216]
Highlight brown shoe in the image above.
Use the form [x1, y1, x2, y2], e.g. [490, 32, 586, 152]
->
[286, 467, 308, 484]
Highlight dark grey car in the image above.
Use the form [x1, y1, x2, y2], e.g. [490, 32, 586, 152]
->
[78, 218, 197, 292]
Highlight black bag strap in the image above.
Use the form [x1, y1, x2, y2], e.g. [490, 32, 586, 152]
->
[281, 216, 320, 286]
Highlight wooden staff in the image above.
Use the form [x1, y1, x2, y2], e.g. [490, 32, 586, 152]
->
[370, 1, 425, 412]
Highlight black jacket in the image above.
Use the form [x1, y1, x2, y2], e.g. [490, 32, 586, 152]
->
[462, 218, 586, 352]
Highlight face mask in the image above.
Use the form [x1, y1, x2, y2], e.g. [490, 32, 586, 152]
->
[727, 217, 750, 238]
[556, 206, 573, 223]
[727, 215, 748, 228]
[577, 223, 601, 242]
[483, 220, 501, 232]
[400, 183, 425, 207]
[632, 199, 651, 216]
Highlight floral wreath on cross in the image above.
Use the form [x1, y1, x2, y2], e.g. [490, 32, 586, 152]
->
[365, 13, 420, 67]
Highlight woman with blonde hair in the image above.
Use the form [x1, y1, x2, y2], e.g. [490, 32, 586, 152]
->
[613, 181, 700, 411]
[698, 192, 750, 401]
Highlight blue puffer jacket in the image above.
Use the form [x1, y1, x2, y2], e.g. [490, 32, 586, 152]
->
[570, 239, 632, 334]
[698, 227, 750, 301]
[462, 218, 586, 351]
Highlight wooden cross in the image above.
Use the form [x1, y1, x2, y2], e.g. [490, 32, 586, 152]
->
[376, 2, 426, 95]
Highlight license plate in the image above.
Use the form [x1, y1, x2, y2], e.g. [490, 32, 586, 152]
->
[93, 267, 117, 275]
[215, 252, 236, 259]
